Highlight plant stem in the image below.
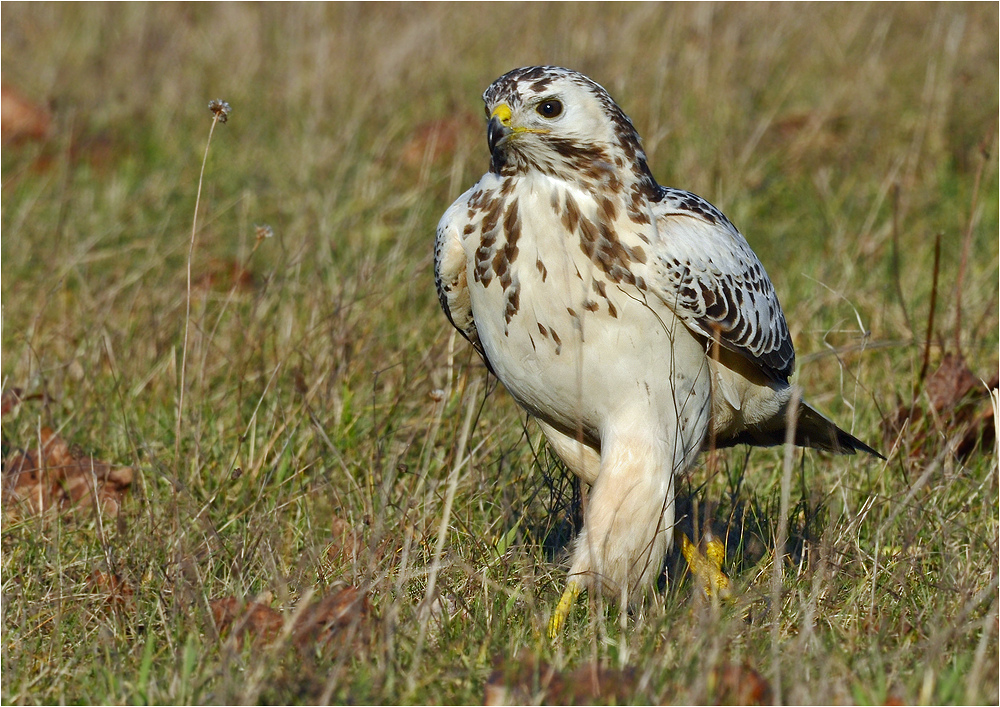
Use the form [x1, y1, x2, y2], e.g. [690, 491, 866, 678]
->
[176, 114, 220, 474]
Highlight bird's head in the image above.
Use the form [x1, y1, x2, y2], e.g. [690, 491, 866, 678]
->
[481, 66, 656, 191]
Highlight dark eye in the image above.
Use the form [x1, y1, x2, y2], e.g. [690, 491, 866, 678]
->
[536, 100, 563, 118]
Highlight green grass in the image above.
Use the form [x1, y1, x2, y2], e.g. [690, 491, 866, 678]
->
[2, 3, 997, 704]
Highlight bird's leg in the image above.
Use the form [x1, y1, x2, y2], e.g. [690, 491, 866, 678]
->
[549, 429, 676, 635]
[548, 580, 582, 638]
[536, 421, 601, 485]
[677, 528, 732, 600]
[538, 422, 598, 637]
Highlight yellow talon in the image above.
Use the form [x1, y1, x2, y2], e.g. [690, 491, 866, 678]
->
[548, 580, 582, 638]
[679, 530, 732, 600]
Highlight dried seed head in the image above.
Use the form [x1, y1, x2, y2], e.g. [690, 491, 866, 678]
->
[208, 99, 232, 123]
[254, 224, 274, 241]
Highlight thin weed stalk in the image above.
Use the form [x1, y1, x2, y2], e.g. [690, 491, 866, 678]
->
[176, 99, 231, 474]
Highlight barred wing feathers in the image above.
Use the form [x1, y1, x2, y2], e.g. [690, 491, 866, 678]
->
[649, 188, 795, 383]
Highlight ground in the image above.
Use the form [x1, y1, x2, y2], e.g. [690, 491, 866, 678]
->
[1, 4, 997, 704]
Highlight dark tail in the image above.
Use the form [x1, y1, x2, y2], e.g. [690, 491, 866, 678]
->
[715, 402, 885, 459]
[793, 403, 885, 459]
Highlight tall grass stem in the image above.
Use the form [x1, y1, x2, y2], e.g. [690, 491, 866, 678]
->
[176, 112, 222, 473]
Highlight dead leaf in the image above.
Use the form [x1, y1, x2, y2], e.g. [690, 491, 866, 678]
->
[2, 388, 24, 417]
[710, 662, 773, 705]
[1, 388, 50, 417]
[291, 585, 371, 650]
[211, 596, 285, 645]
[484, 653, 639, 706]
[210, 585, 372, 652]
[2, 427, 133, 518]
[883, 353, 997, 460]
[26, 130, 118, 175]
[194, 257, 256, 293]
[759, 111, 849, 169]
[924, 352, 981, 412]
[88, 570, 135, 610]
[1, 85, 50, 144]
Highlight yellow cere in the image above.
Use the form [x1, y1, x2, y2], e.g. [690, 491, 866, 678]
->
[490, 103, 512, 124]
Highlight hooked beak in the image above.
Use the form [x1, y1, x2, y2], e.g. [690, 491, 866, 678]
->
[487, 103, 513, 156]
[488, 115, 512, 155]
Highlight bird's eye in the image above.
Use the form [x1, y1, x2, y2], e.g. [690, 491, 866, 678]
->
[536, 100, 563, 119]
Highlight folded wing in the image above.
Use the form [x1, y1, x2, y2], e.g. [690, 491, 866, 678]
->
[648, 188, 795, 383]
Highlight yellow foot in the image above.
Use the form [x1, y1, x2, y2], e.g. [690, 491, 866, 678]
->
[547, 580, 582, 638]
[679, 529, 732, 600]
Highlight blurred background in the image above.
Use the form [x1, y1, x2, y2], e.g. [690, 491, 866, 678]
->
[3, 3, 996, 361]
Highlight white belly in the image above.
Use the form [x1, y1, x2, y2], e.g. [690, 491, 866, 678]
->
[466, 184, 711, 446]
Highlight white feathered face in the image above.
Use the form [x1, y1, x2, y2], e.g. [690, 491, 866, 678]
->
[482, 66, 653, 188]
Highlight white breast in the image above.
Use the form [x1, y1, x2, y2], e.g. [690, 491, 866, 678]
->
[464, 174, 712, 445]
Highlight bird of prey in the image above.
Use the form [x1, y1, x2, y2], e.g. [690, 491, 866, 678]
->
[433, 66, 881, 635]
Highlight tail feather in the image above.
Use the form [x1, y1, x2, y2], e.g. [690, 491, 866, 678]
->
[794, 404, 885, 459]
[714, 402, 885, 459]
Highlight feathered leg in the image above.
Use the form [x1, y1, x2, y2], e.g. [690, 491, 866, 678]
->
[546, 324, 712, 636]
[548, 422, 700, 636]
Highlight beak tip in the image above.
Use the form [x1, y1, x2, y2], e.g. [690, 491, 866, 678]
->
[487, 116, 512, 156]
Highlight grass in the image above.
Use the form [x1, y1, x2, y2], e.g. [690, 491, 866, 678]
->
[2, 3, 997, 704]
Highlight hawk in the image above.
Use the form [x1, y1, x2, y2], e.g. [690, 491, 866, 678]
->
[434, 66, 881, 634]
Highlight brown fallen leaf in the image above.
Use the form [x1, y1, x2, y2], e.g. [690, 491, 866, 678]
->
[709, 662, 773, 706]
[1, 388, 50, 417]
[26, 130, 118, 175]
[210, 585, 372, 652]
[1, 84, 51, 144]
[211, 596, 285, 645]
[194, 257, 256, 293]
[758, 110, 849, 171]
[883, 353, 997, 460]
[1, 87, 122, 180]
[2, 427, 133, 518]
[484, 653, 639, 706]
[290, 585, 371, 651]
[88, 570, 135, 610]
[2, 388, 24, 417]
[924, 352, 982, 412]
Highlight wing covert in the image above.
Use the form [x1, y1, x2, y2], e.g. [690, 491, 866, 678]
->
[649, 188, 795, 382]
